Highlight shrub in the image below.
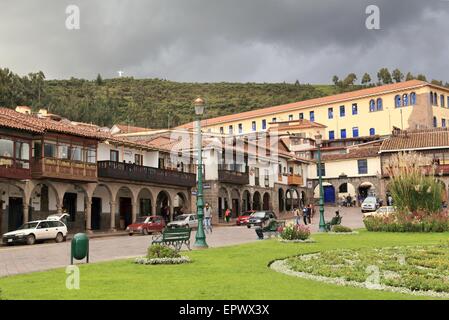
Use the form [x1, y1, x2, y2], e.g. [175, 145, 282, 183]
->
[147, 244, 180, 259]
[331, 225, 352, 233]
[279, 224, 310, 240]
[363, 211, 449, 232]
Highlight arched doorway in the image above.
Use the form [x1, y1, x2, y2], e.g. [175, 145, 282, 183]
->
[174, 192, 188, 217]
[358, 182, 375, 202]
[263, 192, 270, 210]
[117, 186, 134, 230]
[253, 191, 261, 211]
[156, 191, 171, 223]
[91, 184, 112, 231]
[278, 188, 285, 212]
[137, 188, 153, 217]
[314, 183, 336, 204]
[242, 190, 251, 212]
[231, 189, 240, 218]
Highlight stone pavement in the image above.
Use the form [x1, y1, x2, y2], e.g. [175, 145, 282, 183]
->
[0, 206, 363, 278]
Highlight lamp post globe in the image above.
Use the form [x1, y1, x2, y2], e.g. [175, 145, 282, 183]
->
[315, 133, 326, 232]
[194, 97, 208, 248]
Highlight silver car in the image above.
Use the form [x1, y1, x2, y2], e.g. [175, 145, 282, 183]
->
[167, 214, 199, 229]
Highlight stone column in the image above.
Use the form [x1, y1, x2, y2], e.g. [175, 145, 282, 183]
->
[23, 203, 30, 224]
[85, 198, 92, 232]
[110, 201, 116, 231]
[169, 202, 174, 222]
[132, 201, 137, 224]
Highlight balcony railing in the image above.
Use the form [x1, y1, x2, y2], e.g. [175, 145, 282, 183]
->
[0, 157, 31, 180]
[98, 161, 196, 187]
[217, 164, 249, 185]
[288, 174, 304, 186]
[32, 158, 97, 182]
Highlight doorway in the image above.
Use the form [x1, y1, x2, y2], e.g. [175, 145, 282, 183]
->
[91, 197, 102, 230]
[119, 197, 132, 229]
[8, 197, 23, 231]
[63, 193, 78, 222]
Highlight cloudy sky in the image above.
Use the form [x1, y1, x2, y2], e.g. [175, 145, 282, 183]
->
[1, 0, 448, 83]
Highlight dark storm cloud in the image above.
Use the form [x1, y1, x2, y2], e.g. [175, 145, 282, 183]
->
[0, 0, 448, 82]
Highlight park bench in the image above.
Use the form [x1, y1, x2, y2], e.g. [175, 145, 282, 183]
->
[325, 216, 342, 231]
[151, 227, 192, 251]
[256, 220, 286, 239]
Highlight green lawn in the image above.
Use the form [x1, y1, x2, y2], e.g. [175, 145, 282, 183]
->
[1, 230, 448, 300]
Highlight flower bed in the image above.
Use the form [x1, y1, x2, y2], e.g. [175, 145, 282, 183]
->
[272, 244, 449, 297]
[134, 244, 191, 265]
[135, 256, 191, 265]
[364, 211, 449, 232]
[278, 224, 311, 241]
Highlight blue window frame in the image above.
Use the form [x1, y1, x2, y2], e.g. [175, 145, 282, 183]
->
[328, 108, 333, 119]
[369, 128, 375, 136]
[352, 103, 358, 115]
[299, 113, 304, 120]
[369, 99, 375, 112]
[238, 123, 243, 133]
[352, 127, 359, 138]
[377, 98, 383, 111]
[358, 159, 368, 174]
[262, 119, 267, 130]
[403, 94, 408, 106]
[340, 105, 345, 117]
[410, 92, 417, 105]
[329, 131, 335, 140]
[310, 111, 315, 122]
[395, 95, 401, 108]
[441, 95, 445, 108]
[443, 119, 447, 128]
[340, 129, 346, 139]
[433, 117, 437, 128]
[252, 121, 256, 131]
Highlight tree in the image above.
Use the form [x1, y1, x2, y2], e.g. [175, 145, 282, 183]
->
[416, 74, 427, 82]
[377, 68, 393, 84]
[405, 72, 415, 81]
[431, 79, 443, 86]
[96, 74, 103, 86]
[361, 73, 372, 85]
[343, 73, 357, 86]
[392, 69, 404, 83]
[332, 75, 339, 86]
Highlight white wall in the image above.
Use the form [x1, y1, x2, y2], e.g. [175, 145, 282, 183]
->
[308, 157, 381, 179]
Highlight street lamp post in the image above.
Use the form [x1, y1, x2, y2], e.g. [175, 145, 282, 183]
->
[315, 134, 326, 232]
[194, 97, 208, 248]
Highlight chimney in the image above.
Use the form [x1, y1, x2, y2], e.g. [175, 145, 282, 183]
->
[15, 106, 31, 115]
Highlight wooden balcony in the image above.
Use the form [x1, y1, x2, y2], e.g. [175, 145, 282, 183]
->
[0, 158, 31, 180]
[218, 165, 249, 185]
[97, 161, 196, 187]
[32, 158, 97, 182]
[288, 174, 304, 186]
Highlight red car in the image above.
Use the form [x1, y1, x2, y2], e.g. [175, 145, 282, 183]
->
[236, 210, 256, 226]
[126, 216, 165, 235]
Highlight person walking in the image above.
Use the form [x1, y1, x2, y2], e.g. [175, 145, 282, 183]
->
[204, 203, 212, 233]
[307, 204, 313, 224]
[302, 206, 308, 225]
[294, 207, 301, 225]
[225, 208, 231, 223]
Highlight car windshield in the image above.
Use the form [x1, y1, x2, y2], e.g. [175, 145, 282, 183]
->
[241, 211, 253, 216]
[174, 215, 189, 221]
[253, 212, 266, 218]
[18, 222, 39, 230]
[364, 197, 376, 204]
[135, 217, 149, 223]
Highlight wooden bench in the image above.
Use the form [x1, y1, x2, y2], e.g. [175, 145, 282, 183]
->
[152, 227, 192, 251]
[325, 216, 342, 231]
[256, 220, 286, 239]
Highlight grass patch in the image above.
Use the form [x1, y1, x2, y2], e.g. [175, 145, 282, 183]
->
[0, 230, 448, 300]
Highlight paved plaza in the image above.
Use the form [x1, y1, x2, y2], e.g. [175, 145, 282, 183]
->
[0, 206, 363, 277]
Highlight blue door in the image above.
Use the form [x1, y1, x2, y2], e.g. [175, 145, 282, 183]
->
[323, 186, 335, 203]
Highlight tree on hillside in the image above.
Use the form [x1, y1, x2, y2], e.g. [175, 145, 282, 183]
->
[392, 69, 404, 83]
[332, 75, 339, 86]
[96, 74, 103, 86]
[416, 74, 427, 82]
[405, 72, 415, 81]
[377, 68, 393, 84]
[343, 73, 357, 86]
[361, 73, 372, 86]
[431, 79, 443, 86]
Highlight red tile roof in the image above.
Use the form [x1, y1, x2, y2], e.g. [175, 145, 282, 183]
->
[380, 128, 449, 152]
[321, 146, 380, 161]
[177, 80, 430, 129]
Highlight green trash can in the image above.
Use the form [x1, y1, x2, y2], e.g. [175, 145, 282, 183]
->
[71, 233, 89, 264]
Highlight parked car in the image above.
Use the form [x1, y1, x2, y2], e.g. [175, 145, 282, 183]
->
[363, 206, 396, 218]
[126, 215, 166, 235]
[247, 211, 277, 228]
[361, 196, 380, 213]
[2, 220, 68, 246]
[236, 210, 256, 226]
[167, 214, 198, 229]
